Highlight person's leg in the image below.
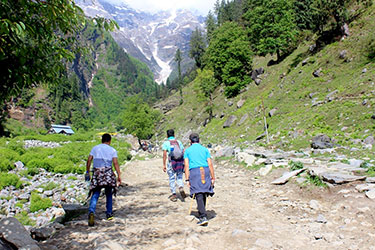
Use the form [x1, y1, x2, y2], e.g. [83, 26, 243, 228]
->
[176, 171, 184, 188]
[167, 167, 176, 195]
[195, 193, 207, 218]
[105, 186, 113, 216]
[88, 189, 101, 214]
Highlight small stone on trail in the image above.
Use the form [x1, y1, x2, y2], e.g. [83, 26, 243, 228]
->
[255, 238, 273, 248]
[365, 189, 375, 199]
[309, 200, 321, 210]
[316, 214, 327, 224]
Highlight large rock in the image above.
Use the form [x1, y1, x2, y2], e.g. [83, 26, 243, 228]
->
[311, 135, 334, 149]
[271, 168, 305, 185]
[62, 204, 87, 221]
[223, 115, 237, 128]
[321, 173, 366, 184]
[236, 152, 256, 166]
[0, 217, 40, 250]
[238, 114, 249, 126]
[30, 226, 56, 241]
[215, 147, 234, 158]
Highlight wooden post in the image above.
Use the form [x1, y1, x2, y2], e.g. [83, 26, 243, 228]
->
[262, 98, 270, 144]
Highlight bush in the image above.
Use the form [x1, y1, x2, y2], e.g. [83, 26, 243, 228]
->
[27, 167, 40, 176]
[0, 159, 12, 172]
[30, 193, 52, 212]
[0, 173, 22, 189]
[26, 159, 53, 172]
[39, 182, 59, 191]
[7, 141, 25, 155]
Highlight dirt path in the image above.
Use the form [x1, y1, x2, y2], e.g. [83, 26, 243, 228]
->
[40, 155, 375, 249]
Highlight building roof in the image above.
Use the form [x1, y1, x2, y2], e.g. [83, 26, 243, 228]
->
[51, 124, 74, 135]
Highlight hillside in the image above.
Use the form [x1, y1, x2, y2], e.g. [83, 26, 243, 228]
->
[5, 22, 163, 134]
[155, 4, 375, 159]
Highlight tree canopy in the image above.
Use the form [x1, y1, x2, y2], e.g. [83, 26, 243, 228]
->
[205, 22, 252, 97]
[0, 0, 118, 107]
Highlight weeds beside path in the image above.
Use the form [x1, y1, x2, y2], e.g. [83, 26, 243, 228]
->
[40, 155, 375, 249]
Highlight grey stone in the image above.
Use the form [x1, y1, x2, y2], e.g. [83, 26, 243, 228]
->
[223, 115, 237, 128]
[355, 184, 375, 192]
[339, 50, 347, 59]
[271, 168, 305, 185]
[365, 189, 375, 199]
[259, 165, 272, 176]
[349, 159, 363, 168]
[44, 190, 53, 197]
[30, 226, 56, 241]
[0, 217, 40, 250]
[268, 108, 277, 117]
[309, 200, 322, 210]
[311, 134, 334, 149]
[341, 23, 350, 37]
[321, 173, 366, 184]
[366, 177, 375, 183]
[254, 78, 261, 85]
[215, 147, 234, 158]
[316, 214, 327, 224]
[62, 204, 87, 221]
[363, 136, 375, 145]
[302, 59, 309, 66]
[238, 114, 249, 126]
[14, 161, 24, 169]
[313, 68, 322, 77]
[326, 90, 338, 101]
[237, 99, 245, 109]
[227, 101, 233, 107]
[362, 68, 367, 73]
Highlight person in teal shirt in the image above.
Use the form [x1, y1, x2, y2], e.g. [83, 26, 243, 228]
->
[184, 133, 215, 226]
[162, 129, 186, 202]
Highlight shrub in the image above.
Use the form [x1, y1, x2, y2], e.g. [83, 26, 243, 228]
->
[39, 182, 59, 191]
[67, 176, 78, 180]
[0, 173, 22, 189]
[0, 159, 12, 172]
[7, 141, 25, 155]
[30, 193, 52, 212]
[27, 167, 40, 176]
[26, 159, 53, 172]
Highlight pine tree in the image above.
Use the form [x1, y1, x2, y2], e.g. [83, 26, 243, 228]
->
[189, 28, 206, 68]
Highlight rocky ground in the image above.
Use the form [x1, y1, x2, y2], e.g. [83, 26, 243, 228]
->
[38, 151, 375, 250]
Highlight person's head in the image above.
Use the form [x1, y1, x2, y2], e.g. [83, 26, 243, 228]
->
[102, 133, 111, 144]
[167, 129, 175, 138]
[189, 133, 199, 143]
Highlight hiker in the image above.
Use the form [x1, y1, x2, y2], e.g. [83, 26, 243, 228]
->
[162, 129, 186, 202]
[184, 133, 215, 226]
[85, 133, 121, 226]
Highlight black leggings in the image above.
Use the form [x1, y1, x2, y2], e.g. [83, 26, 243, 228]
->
[196, 193, 207, 218]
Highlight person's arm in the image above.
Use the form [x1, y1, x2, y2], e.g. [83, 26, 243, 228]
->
[184, 158, 190, 186]
[113, 157, 121, 185]
[86, 155, 93, 173]
[207, 158, 215, 187]
[163, 150, 167, 172]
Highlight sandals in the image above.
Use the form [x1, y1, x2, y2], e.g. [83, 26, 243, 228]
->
[169, 194, 177, 202]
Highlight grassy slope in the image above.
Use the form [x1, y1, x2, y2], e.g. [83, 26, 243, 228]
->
[157, 6, 375, 159]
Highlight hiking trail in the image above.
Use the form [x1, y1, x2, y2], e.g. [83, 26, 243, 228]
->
[40, 153, 375, 249]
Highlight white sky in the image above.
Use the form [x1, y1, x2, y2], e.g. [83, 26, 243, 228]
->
[104, 0, 217, 15]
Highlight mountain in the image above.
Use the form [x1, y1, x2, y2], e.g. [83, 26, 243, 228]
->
[76, 0, 205, 84]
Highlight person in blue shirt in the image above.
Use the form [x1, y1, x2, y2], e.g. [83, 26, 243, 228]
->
[85, 133, 121, 226]
[162, 129, 186, 202]
[184, 133, 215, 226]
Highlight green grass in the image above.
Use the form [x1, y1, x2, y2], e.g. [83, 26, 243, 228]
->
[30, 193, 52, 213]
[305, 174, 328, 188]
[15, 211, 36, 226]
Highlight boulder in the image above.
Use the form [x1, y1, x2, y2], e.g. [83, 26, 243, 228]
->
[236, 152, 256, 166]
[311, 135, 334, 149]
[223, 115, 237, 128]
[0, 217, 40, 250]
[30, 226, 56, 241]
[254, 79, 261, 85]
[215, 147, 234, 158]
[321, 173, 366, 184]
[365, 189, 375, 199]
[271, 168, 305, 185]
[62, 204, 87, 221]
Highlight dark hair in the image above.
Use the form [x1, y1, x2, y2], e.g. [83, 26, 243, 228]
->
[102, 133, 111, 143]
[189, 133, 199, 143]
[167, 129, 175, 137]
